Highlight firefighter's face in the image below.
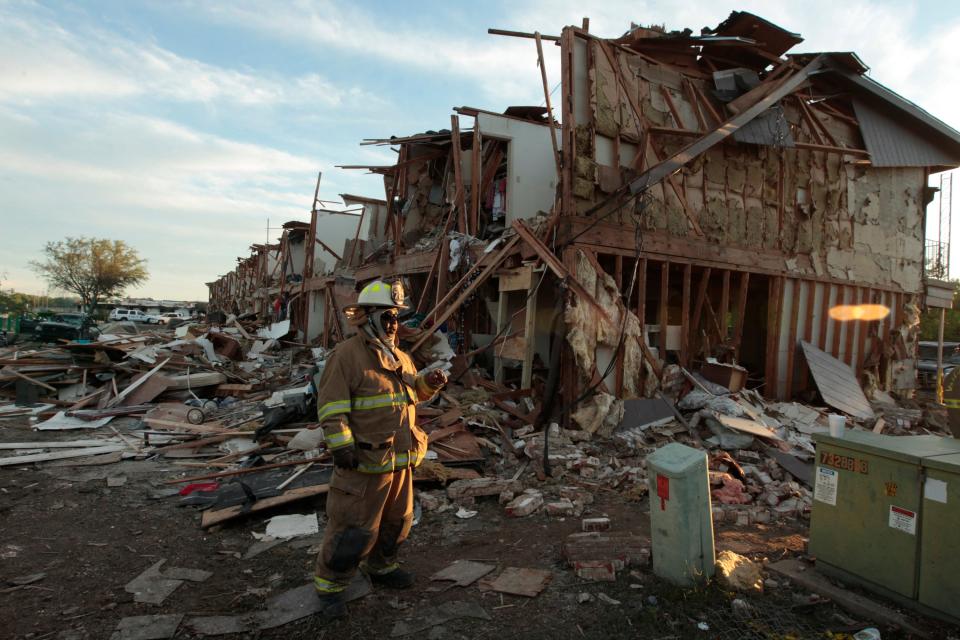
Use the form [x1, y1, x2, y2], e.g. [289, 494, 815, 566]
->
[379, 309, 399, 337]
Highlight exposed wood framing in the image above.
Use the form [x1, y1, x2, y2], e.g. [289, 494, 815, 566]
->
[801, 279, 817, 389]
[819, 282, 832, 353]
[586, 55, 827, 221]
[858, 287, 871, 374]
[733, 271, 750, 359]
[412, 234, 522, 353]
[659, 85, 687, 130]
[785, 279, 801, 398]
[765, 276, 784, 397]
[637, 258, 648, 332]
[680, 263, 692, 366]
[645, 128, 870, 157]
[682, 78, 707, 131]
[470, 124, 482, 236]
[832, 285, 846, 358]
[720, 270, 730, 341]
[691, 267, 711, 360]
[659, 261, 669, 358]
[450, 115, 467, 234]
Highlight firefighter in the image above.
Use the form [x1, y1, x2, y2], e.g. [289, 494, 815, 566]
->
[311, 279, 447, 618]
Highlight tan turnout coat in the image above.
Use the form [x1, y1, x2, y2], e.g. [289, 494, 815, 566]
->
[316, 334, 436, 473]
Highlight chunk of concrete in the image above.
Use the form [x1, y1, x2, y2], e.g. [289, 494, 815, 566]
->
[715, 550, 762, 593]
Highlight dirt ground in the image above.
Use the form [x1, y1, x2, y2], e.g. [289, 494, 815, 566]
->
[1, 416, 955, 640]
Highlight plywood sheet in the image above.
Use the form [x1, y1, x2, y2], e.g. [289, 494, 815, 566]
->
[483, 567, 552, 597]
[430, 560, 496, 587]
[800, 341, 875, 419]
[714, 414, 783, 441]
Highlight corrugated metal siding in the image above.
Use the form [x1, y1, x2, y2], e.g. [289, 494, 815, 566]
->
[854, 99, 960, 167]
[775, 279, 883, 400]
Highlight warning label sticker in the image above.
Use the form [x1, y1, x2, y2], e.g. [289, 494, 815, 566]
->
[814, 466, 838, 506]
[888, 505, 917, 535]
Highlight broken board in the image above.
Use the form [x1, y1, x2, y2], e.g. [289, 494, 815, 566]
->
[429, 560, 496, 587]
[801, 341, 875, 419]
[482, 567, 552, 597]
[200, 484, 329, 528]
[714, 413, 783, 441]
[0, 444, 125, 467]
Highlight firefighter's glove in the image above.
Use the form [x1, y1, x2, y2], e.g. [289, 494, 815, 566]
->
[331, 445, 358, 470]
[426, 368, 448, 388]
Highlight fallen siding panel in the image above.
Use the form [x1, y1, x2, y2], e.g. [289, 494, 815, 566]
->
[800, 340, 875, 419]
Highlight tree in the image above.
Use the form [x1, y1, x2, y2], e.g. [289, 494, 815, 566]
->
[30, 238, 148, 314]
[0, 290, 34, 314]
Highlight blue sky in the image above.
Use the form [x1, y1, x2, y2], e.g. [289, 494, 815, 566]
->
[3, 0, 960, 300]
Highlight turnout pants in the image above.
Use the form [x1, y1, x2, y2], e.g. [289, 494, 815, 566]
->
[314, 466, 414, 593]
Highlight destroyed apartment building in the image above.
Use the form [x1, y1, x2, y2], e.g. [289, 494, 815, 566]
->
[208, 11, 960, 432]
[8, 12, 960, 638]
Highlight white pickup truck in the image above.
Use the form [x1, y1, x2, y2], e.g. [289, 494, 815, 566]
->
[108, 308, 149, 322]
[156, 311, 192, 325]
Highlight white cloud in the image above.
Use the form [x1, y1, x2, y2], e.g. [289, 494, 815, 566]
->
[0, 2, 372, 108]
[0, 107, 379, 299]
[182, 0, 556, 105]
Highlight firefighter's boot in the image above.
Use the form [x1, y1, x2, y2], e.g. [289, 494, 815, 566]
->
[368, 567, 415, 589]
[316, 591, 347, 619]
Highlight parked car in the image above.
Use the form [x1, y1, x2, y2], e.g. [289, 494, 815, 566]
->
[157, 311, 190, 326]
[917, 341, 960, 389]
[17, 312, 49, 334]
[141, 313, 163, 324]
[108, 308, 149, 322]
[34, 313, 99, 342]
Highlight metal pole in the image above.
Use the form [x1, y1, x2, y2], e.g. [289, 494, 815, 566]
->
[938, 306, 946, 404]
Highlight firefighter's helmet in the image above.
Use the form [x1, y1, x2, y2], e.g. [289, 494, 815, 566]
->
[355, 280, 407, 309]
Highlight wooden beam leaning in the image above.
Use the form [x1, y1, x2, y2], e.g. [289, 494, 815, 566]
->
[660, 85, 688, 130]
[535, 32, 562, 181]
[450, 115, 467, 234]
[411, 234, 522, 354]
[682, 78, 708, 131]
[647, 141, 704, 236]
[488, 28, 561, 42]
[511, 220, 612, 323]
